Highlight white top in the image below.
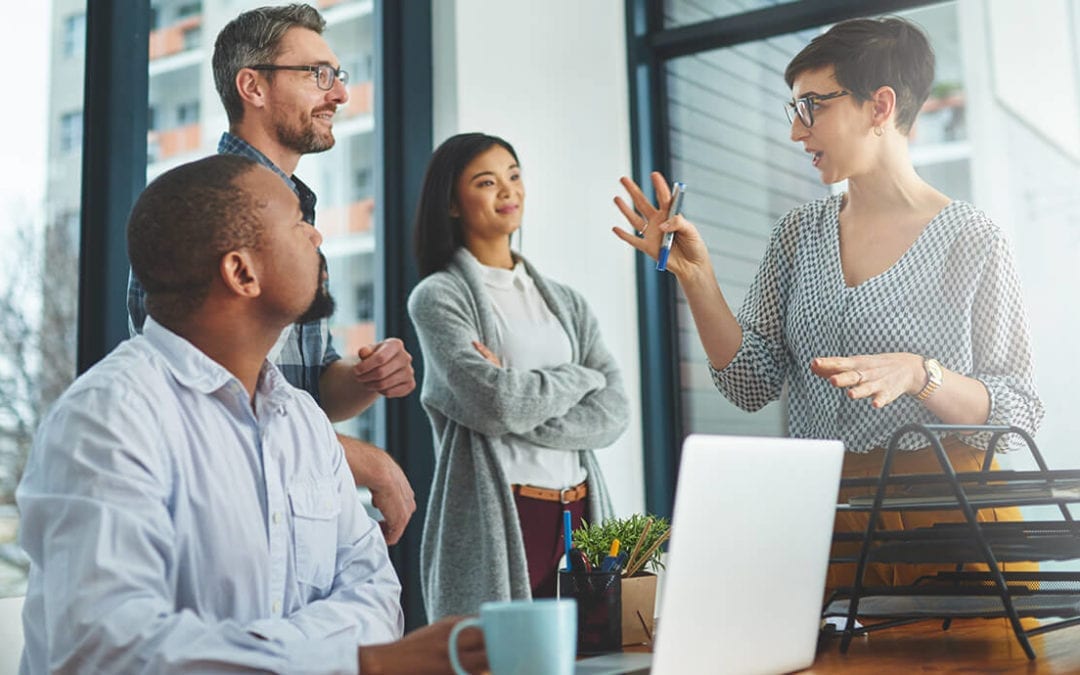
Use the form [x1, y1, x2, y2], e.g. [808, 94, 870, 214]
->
[478, 257, 588, 488]
[17, 318, 403, 674]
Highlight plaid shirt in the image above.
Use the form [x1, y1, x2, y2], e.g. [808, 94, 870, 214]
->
[127, 132, 341, 403]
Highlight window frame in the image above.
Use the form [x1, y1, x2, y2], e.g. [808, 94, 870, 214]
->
[624, 0, 945, 517]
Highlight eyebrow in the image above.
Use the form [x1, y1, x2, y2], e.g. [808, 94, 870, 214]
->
[468, 164, 520, 182]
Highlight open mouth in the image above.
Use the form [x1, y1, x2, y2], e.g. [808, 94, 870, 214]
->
[811, 151, 823, 168]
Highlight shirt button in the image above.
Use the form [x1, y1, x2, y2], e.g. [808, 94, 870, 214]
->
[272, 512, 282, 524]
[272, 600, 282, 614]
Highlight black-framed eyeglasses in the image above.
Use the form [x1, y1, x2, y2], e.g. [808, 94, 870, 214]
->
[247, 64, 349, 91]
[784, 90, 849, 128]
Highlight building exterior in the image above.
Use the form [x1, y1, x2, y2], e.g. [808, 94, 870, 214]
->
[45, 0, 380, 441]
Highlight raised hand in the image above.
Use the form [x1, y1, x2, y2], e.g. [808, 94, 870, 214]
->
[611, 171, 711, 280]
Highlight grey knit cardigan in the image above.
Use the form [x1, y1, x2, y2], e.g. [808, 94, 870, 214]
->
[407, 248, 629, 620]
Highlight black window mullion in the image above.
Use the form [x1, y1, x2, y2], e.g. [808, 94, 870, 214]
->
[77, 0, 149, 374]
[376, 0, 433, 631]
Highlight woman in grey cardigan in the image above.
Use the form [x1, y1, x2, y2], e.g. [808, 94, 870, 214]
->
[407, 133, 629, 619]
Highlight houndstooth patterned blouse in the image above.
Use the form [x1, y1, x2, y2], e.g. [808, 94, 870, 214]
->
[710, 193, 1043, 453]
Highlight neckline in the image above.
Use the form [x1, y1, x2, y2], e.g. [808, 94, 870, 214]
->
[832, 195, 955, 291]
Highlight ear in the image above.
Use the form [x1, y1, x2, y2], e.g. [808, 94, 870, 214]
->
[869, 85, 897, 130]
[449, 199, 460, 219]
[235, 68, 268, 112]
[220, 250, 261, 299]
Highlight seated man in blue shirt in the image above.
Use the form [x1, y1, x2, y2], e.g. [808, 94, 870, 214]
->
[17, 155, 486, 674]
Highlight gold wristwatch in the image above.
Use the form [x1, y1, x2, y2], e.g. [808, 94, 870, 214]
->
[915, 357, 943, 402]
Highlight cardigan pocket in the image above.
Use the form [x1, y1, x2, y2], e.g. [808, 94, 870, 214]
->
[289, 478, 341, 591]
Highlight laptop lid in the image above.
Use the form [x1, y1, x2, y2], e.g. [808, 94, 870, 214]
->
[650, 434, 844, 675]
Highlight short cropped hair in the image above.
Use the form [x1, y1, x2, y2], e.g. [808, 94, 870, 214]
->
[784, 17, 934, 134]
[413, 133, 519, 278]
[213, 4, 326, 125]
[127, 155, 264, 326]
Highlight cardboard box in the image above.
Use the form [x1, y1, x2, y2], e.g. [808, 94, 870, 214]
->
[620, 573, 657, 646]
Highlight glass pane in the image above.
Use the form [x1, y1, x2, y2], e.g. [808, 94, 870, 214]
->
[664, 0, 798, 29]
[0, 1, 83, 598]
[669, 4, 972, 437]
[145, 0, 379, 443]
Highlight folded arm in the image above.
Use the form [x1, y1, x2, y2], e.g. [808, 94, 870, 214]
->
[511, 291, 630, 450]
[409, 279, 606, 437]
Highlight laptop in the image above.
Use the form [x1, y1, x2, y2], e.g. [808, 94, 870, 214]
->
[577, 434, 844, 675]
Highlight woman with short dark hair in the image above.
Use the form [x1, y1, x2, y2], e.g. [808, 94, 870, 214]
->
[614, 17, 1042, 590]
[410, 133, 628, 619]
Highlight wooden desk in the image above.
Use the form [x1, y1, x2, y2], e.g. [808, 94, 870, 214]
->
[804, 619, 1080, 673]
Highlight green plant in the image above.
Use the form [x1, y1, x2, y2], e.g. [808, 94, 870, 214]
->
[572, 513, 671, 576]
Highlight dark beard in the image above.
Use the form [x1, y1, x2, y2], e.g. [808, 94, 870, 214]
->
[295, 253, 336, 324]
[275, 115, 335, 155]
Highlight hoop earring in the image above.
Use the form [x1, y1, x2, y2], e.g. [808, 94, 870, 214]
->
[873, 126, 884, 137]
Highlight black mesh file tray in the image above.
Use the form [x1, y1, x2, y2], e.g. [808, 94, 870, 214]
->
[825, 423, 1080, 661]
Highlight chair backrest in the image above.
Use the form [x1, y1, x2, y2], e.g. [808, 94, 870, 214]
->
[0, 595, 25, 675]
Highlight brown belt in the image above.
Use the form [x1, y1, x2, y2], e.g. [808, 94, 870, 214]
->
[511, 481, 588, 504]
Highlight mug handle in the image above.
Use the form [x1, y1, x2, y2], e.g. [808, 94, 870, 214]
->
[448, 617, 483, 675]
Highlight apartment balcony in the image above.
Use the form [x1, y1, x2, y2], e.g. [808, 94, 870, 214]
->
[149, 16, 202, 61]
[338, 321, 375, 357]
[345, 81, 373, 118]
[147, 124, 201, 164]
[320, 198, 374, 239]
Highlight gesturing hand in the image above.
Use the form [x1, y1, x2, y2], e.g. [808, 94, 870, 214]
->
[354, 337, 416, 399]
[611, 171, 711, 279]
[811, 353, 924, 409]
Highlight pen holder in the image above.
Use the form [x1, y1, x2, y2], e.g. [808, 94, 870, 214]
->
[559, 570, 622, 655]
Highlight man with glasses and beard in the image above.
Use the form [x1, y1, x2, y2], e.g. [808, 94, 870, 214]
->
[127, 3, 417, 546]
[17, 155, 487, 675]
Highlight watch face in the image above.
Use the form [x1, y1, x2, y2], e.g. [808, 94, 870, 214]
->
[926, 358, 943, 383]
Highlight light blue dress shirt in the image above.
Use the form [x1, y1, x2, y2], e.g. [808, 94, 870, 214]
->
[17, 318, 403, 674]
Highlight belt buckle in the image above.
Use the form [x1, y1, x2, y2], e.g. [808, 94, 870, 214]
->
[560, 487, 571, 504]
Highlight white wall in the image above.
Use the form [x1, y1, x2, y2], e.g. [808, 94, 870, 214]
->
[432, 0, 644, 515]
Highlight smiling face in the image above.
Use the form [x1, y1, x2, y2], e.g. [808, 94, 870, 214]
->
[451, 144, 524, 247]
[789, 66, 876, 185]
[263, 27, 348, 156]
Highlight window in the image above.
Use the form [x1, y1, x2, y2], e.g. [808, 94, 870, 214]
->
[59, 111, 82, 154]
[641, 0, 1080, 477]
[177, 2, 202, 19]
[175, 100, 199, 126]
[146, 0, 382, 445]
[62, 13, 85, 58]
[182, 26, 201, 51]
[1, 3, 84, 598]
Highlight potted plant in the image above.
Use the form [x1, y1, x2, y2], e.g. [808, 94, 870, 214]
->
[572, 514, 671, 646]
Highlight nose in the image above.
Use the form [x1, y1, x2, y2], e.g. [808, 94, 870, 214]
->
[328, 76, 348, 105]
[309, 225, 323, 248]
[790, 115, 809, 142]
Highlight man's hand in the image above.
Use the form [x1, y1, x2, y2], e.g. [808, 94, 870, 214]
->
[339, 435, 416, 545]
[358, 616, 487, 675]
[354, 338, 416, 399]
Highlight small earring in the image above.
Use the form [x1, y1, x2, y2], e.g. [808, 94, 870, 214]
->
[873, 126, 884, 137]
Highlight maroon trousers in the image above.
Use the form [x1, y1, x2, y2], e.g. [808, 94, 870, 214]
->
[512, 489, 588, 598]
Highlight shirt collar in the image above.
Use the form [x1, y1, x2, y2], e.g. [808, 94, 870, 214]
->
[217, 132, 317, 224]
[462, 248, 531, 290]
[143, 316, 291, 403]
